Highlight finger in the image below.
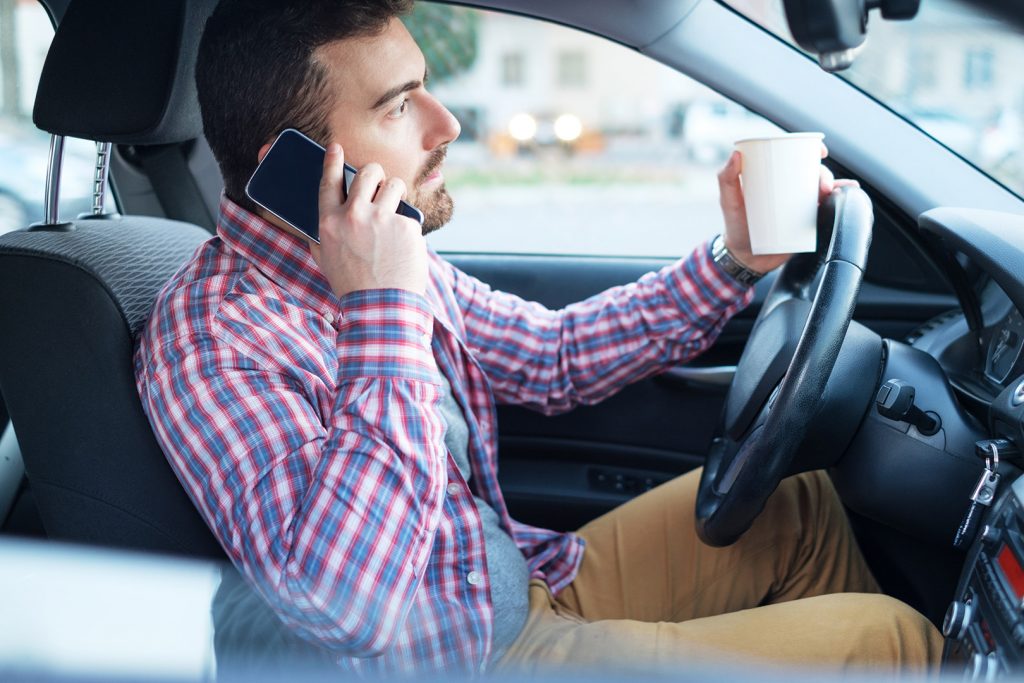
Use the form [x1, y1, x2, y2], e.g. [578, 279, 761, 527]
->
[348, 162, 386, 205]
[718, 151, 745, 211]
[820, 142, 829, 159]
[818, 164, 835, 200]
[374, 176, 407, 212]
[318, 143, 346, 209]
[834, 178, 860, 188]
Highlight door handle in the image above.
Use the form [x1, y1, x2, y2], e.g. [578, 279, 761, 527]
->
[657, 365, 736, 390]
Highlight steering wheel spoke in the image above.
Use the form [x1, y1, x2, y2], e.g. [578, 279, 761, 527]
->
[696, 186, 876, 547]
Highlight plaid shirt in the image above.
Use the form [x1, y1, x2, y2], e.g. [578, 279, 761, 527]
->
[135, 196, 752, 674]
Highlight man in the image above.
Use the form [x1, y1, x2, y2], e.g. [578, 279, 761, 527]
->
[135, 0, 944, 675]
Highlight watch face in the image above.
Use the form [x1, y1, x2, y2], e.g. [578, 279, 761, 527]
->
[736, 269, 758, 287]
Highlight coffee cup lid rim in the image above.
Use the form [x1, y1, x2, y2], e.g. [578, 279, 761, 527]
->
[734, 132, 825, 144]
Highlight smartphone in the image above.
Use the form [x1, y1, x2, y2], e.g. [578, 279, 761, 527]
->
[244, 128, 424, 243]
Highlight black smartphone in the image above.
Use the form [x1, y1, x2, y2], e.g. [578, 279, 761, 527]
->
[244, 128, 424, 243]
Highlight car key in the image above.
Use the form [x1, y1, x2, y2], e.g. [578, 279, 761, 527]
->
[976, 438, 1021, 465]
[954, 444, 1001, 550]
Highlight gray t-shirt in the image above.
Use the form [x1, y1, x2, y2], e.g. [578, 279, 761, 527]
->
[435, 370, 530, 662]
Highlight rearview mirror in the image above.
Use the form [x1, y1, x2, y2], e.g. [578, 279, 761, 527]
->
[782, 0, 920, 71]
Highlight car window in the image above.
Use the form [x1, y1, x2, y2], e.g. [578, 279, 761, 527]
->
[409, 4, 784, 258]
[0, 0, 115, 236]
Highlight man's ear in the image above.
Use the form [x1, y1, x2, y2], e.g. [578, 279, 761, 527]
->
[257, 142, 273, 164]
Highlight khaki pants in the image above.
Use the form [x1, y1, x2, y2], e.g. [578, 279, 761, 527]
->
[497, 469, 944, 676]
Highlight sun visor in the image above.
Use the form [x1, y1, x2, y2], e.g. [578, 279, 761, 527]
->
[32, 0, 215, 145]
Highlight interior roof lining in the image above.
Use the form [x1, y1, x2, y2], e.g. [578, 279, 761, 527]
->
[40, 0, 701, 48]
[442, 0, 701, 50]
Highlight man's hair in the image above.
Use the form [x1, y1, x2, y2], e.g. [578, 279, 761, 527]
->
[196, 0, 414, 212]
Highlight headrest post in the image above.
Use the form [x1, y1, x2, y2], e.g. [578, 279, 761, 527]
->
[43, 134, 66, 225]
[92, 142, 113, 215]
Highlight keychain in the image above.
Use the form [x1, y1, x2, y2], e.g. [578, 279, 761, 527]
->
[953, 443, 1001, 550]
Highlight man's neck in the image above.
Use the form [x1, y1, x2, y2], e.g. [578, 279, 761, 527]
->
[254, 207, 317, 246]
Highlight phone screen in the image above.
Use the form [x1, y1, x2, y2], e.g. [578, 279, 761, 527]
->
[244, 129, 424, 243]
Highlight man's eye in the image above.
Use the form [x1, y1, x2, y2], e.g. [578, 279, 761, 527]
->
[388, 99, 409, 119]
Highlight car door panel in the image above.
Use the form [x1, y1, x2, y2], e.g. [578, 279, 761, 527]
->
[445, 252, 958, 530]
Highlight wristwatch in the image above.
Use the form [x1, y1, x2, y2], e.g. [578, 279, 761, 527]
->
[711, 234, 764, 287]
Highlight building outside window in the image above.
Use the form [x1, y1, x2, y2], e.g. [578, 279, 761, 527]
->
[501, 51, 524, 86]
[907, 46, 936, 93]
[558, 51, 586, 88]
[964, 47, 994, 89]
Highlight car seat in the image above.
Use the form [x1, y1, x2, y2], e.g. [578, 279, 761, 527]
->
[0, 0, 224, 558]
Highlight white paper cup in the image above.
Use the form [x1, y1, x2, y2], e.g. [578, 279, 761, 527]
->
[735, 132, 824, 255]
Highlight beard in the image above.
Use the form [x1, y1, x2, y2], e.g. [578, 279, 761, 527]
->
[414, 185, 454, 235]
[411, 146, 454, 235]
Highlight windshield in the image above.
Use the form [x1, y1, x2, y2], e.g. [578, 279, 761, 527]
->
[723, 0, 1024, 198]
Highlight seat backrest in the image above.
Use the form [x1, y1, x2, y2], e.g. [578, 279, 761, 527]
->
[0, 0, 224, 558]
[0, 219, 223, 557]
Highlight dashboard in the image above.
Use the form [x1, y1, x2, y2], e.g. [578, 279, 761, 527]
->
[911, 209, 1024, 419]
[987, 308, 1024, 387]
[931, 287, 1024, 414]
[908, 208, 1024, 677]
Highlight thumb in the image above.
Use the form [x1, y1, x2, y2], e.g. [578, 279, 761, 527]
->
[308, 242, 323, 269]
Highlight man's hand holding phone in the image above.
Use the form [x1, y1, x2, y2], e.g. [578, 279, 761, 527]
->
[311, 143, 428, 299]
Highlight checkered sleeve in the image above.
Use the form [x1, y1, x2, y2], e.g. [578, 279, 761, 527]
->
[139, 288, 447, 657]
[443, 239, 754, 415]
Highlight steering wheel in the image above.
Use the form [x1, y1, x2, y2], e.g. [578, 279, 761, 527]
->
[695, 186, 874, 547]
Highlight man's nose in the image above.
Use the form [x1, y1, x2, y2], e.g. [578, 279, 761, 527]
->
[425, 95, 461, 149]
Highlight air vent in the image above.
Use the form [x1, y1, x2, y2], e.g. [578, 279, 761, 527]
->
[906, 309, 961, 345]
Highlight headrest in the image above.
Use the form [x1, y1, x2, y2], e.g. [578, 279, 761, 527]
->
[33, 0, 217, 145]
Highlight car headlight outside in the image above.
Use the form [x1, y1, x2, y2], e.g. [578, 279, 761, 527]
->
[554, 114, 583, 142]
[508, 113, 538, 142]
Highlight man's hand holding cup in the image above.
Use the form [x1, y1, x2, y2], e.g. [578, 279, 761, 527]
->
[718, 133, 859, 278]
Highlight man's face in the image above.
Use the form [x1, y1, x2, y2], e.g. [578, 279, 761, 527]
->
[313, 18, 461, 233]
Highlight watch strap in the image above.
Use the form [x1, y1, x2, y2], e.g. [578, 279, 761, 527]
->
[711, 235, 763, 287]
